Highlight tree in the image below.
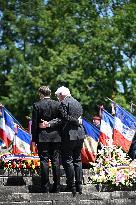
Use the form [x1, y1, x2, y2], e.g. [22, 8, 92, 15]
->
[0, 0, 48, 125]
[0, 0, 135, 126]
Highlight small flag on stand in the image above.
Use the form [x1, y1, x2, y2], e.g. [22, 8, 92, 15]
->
[81, 119, 100, 164]
[0, 106, 31, 154]
[99, 109, 114, 146]
[0, 106, 15, 147]
[113, 105, 136, 153]
[12, 127, 31, 154]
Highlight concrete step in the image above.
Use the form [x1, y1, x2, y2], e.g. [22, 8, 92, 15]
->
[0, 169, 136, 204]
[0, 188, 136, 200]
[0, 168, 90, 187]
[0, 191, 136, 204]
[0, 183, 97, 194]
[0, 199, 135, 205]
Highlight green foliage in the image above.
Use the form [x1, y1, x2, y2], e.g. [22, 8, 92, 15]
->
[0, 0, 136, 127]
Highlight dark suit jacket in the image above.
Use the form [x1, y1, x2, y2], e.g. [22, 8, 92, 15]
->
[50, 96, 85, 142]
[31, 98, 61, 143]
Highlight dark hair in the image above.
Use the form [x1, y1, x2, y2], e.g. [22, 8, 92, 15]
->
[38, 86, 51, 96]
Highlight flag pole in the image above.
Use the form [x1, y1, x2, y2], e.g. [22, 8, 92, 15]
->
[105, 97, 116, 104]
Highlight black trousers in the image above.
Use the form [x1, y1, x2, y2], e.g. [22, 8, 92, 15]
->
[61, 139, 84, 188]
[37, 142, 61, 190]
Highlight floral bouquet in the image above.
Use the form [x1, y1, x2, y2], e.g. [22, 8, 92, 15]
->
[0, 152, 41, 175]
[89, 145, 136, 190]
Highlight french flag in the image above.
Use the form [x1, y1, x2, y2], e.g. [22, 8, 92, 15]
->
[113, 105, 136, 153]
[0, 107, 15, 147]
[0, 107, 31, 154]
[81, 119, 100, 163]
[99, 109, 114, 146]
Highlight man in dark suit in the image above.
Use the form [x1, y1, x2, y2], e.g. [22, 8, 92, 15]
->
[31, 86, 61, 193]
[42, 86, 85, 196]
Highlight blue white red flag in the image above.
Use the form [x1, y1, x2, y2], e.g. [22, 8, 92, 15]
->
[0, 107, 15, 147]
[99, 109, 114, 146]
[13, 127, 31, 154]
[113, 105, 136, 153]
[81, 119, 100, 163]
[0, 107, 31, 154]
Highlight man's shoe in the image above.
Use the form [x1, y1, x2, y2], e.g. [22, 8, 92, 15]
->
[71, 187, 76, 197]
[76, 185, 82, 195]
[50, 186, 60, 193]
[64, 186, 71, 192]
[64, 186, 76, 196]
[41, 186, 49, 193]
[50, 189, 60, 193]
